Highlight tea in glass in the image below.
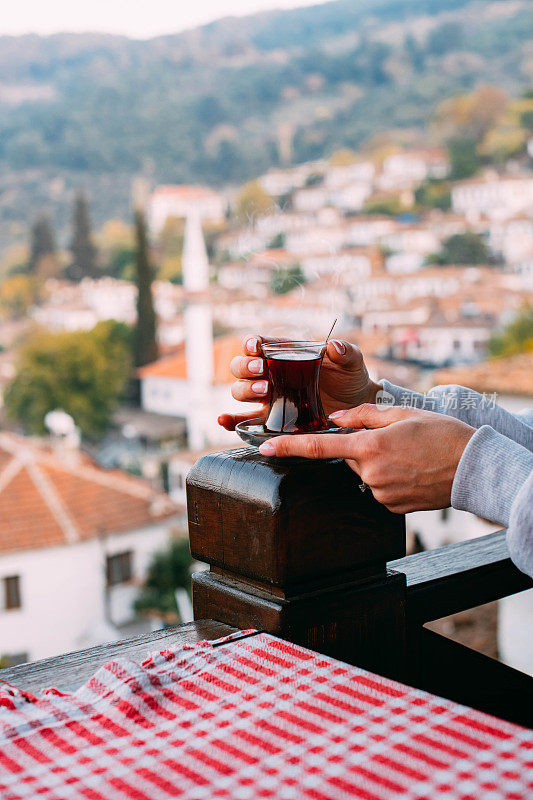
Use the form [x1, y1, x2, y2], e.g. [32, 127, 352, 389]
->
[261, 341, 328, 433]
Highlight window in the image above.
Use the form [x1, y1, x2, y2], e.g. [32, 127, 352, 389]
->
[440, 508, 450, 522]
[106, 552, 133, 587]
[3, 576, 21, 610]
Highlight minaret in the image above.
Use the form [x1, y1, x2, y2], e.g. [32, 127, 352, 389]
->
[182, 210, 214, 451]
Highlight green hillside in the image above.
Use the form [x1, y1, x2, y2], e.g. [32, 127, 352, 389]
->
[0, 0, 531, 245]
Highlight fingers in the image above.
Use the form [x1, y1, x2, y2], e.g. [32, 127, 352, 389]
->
[242, 335, 262, 356]
[232, 379, 269, 402]
[230, 355, 265, 379]
[218, 411, 266, 431]
[325, 339, 363, 369]
[258, 432, 363, 461]
[329, 403, 423, 430]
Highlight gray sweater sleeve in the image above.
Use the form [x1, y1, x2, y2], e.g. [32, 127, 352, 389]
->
[379, 380, 533, 579]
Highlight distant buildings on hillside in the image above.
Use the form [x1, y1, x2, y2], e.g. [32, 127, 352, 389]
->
[148, 185, 227, 234]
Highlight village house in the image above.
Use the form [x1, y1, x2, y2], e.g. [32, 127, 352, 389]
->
[347, 215, 398, 246]
[452, 173, 533, 222]
[148, 184, 227, 234]
[0, 431, 181, 666]
[488, 215, 533, 266]
[258, 163, 318, 197]
[390, 315, 494, 366]
[378, 147, 449, 190]
[324, 161, 375, 189]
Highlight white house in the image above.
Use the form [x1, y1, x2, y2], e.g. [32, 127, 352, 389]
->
[347, 216, 398, 247]
[148, 185, 227, 235]
[488, 215, 533, 266]
[324, 161, 375, 189]
[0, 431, 182, 666]
[391, 318, 493, 365]
[379, 148, 449, 190]
[328, 182, 373, 213]
[452, 174, 533, 222]
[258, 164, 315, 197]
[285, 224, 348, 257]
[300, 250, 372, 281]
[292, 186, 329, 213]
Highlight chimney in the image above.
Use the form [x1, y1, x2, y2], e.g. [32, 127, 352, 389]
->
[44, 409, 81, 468]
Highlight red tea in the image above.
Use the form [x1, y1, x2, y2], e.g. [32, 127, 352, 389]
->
[263, 346, 328, 433]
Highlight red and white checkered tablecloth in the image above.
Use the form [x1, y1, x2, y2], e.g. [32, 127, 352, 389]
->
[0, 630, 531, 800]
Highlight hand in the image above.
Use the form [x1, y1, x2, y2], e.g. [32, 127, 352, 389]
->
[257, 404, 475, 514]
[218, 334, 380, 431]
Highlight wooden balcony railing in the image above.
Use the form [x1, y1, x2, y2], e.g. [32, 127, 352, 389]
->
[4, 446, 533, 727]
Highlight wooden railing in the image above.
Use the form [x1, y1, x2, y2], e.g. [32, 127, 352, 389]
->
[4, 446, 533, 727]
[187, 447, 533, 728]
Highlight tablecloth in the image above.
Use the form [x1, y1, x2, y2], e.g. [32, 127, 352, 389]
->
[0, 630, 531, 800]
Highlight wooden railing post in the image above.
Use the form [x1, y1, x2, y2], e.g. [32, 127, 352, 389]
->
[187, 447, 406, 677]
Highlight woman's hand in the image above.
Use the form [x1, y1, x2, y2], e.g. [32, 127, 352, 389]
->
[218, 334, 380, 431]
[257, 404, 475, 514]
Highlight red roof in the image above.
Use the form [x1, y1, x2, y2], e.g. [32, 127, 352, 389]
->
[138, 335, 241, 385]
[152, 185, 221, 199]
[0, 433, 179, 555]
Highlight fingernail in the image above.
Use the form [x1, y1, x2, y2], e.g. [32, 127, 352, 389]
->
[329, 410, 346, 419]
[246, 337, 260, 354]
[251, 380, 268, 395]
[259, 441, 276, 455]
[331, 340, 346, 355]
[248, 358, 263, 374]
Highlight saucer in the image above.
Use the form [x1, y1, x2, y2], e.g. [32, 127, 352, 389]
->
[235, 419, 355, 447]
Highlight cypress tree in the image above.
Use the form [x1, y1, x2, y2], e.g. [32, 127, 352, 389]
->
[68, 191, 97, 281]
[133, 210, 158, 369]
[28, 215, 56, 274]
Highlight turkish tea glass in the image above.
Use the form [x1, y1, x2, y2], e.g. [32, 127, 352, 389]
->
[261, 341, 328, 433]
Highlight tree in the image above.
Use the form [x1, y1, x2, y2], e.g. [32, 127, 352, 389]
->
[271, 264, 306, 295]
[415, 179, 451, 211]
[0, 275, 40, 320]
[234, 181, 274, 225]
[433, 86, 509, 144]
[67, 191, 97, 281]
[447, 137, 481, 180]
[4, 321, 132, 438]
[363, 194, 404, 216]
[267, 232, 285, 249]
[433, 232, 489, 266]
[134, 538, 192, 617]
[98, 218, 136, 280]
[133, 210, 158, 369]
[28, 215, 57, 275]
[488, 306, 533, 357]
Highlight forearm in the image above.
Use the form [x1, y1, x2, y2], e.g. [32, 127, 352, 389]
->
[380, 380, 533, 450]
[451, 425, 533, 578]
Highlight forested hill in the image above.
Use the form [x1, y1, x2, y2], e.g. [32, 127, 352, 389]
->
[0, 0, 531, 238]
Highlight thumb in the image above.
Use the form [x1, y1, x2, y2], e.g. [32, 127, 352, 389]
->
[329, 403, 421, 430]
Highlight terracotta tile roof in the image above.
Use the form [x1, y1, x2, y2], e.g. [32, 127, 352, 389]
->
[137, 334, 241, 385]
[0, 432, 179, 555]
[152, 185, 222, 199]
